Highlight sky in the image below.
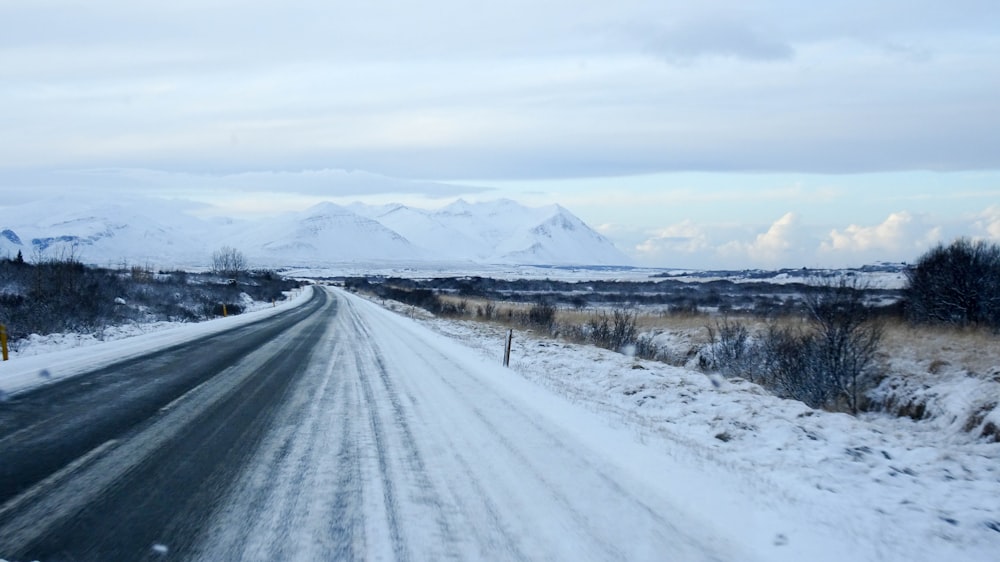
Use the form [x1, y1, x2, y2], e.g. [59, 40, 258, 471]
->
[2, 1, 1000, 269]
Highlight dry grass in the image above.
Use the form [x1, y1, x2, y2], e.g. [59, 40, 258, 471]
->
[878, 319, 1000, 379]
[438, 294, 1000, 380]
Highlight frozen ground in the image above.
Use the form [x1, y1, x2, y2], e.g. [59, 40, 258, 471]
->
[373, 297, 1000, 561]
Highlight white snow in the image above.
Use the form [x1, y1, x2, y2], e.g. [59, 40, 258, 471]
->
[225, 202, 426, 264]
[370, 295, 1000, 561]
[1, 196, 630, 269]
[3, 284, 997, 560]
[0, 286, 313, 398]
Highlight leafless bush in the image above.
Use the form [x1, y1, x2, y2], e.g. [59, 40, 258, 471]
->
[905, 238, 1000, 329]
[706, 318, 757, 382]
[757, 324, 830, 407]
[526, 301, 557, 330]
[586, 307, 638, 352]
[587, 312, 611, 346]
[477, 301, 497, 319]
[705, 278, 883, 414]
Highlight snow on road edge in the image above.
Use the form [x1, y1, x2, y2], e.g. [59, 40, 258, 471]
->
[363, 295, 1000, 562]
[0, 286, 314, 398]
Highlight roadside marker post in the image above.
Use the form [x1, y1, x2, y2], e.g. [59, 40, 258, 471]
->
[1, 324, 8, 361]
[222, 304, 228, 317]
[503, 329, 513, 367]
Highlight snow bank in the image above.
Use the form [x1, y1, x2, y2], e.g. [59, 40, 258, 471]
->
[405, 311, 1000, 561]
[0, 286, 313, 398]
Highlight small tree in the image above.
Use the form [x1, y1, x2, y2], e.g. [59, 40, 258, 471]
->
[211, 246, 248, 278]
[803, 277, 883, 414]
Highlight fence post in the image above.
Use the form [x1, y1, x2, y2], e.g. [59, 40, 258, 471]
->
[503, 329, 513, 367]
[1, 324, 8, 361]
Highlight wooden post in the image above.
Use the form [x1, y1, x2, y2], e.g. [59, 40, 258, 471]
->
[1, 324, 8, 361]
[503, 329, 513, 367]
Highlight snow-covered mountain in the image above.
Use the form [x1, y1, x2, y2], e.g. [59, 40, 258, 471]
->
[224, 202, 425, 264]
[1, 197, 631, 268]
[351, 199, 629, 265]
[0, 198, 213, 266]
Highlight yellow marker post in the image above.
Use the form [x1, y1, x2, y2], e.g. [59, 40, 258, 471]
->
[1, 324, 8, 361]
[222, 304, 228, 317]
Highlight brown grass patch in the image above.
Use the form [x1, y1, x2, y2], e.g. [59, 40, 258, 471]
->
[879, 319, 1000, 378]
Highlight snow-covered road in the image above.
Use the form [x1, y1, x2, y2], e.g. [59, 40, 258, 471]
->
[1, 287, 862, 561]
[192, 289, 744, 561]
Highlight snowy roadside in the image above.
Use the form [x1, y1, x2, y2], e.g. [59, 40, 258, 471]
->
[371, 298, 1000, 561]
[0, 286, 314, 398]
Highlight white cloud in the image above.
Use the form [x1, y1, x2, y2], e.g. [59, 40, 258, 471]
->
[634, 220, 711, 259]
[821, 212, 942, 255]
[626, 213, 821, 269]
[718, 212, 809, 265]
[973, 205, 1000, 240]
[609, 205, 996, 269]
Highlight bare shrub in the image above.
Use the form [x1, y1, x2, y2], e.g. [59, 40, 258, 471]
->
[0, 259, 300, 345]
[586, 307, 638, 352]
[527, 301, 556, 329]
[477, 301, 497, 319]
[757, 325, 832, 408]
[705, 278, 883, 414]
[706, 319, 757, 381]
[905, 238, 1000, 329]
[587, 313, 611, 346]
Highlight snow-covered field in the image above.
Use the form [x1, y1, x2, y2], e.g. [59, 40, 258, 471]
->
[372, 297, 1000, 561]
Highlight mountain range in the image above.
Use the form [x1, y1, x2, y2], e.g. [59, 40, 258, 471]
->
[0, 197, 632, 269]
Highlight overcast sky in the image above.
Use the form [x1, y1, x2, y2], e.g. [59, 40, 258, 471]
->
[2, 1, 999, 268]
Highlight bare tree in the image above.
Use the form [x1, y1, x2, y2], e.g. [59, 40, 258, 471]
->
[211, 246, 248, 278]
[803, 277, 884, 414]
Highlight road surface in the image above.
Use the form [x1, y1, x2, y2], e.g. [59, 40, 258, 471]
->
[0, 287, 738, 561]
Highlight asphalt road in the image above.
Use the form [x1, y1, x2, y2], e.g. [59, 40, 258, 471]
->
[0, 286, 333, 560]
[0, 286, 733, 562]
